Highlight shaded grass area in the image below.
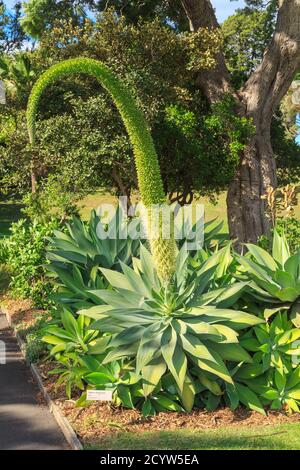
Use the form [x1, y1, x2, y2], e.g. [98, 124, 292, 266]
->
[85, 422, 300, 450]
[0, 266, 10, 293]
[0, 198, 23, 237]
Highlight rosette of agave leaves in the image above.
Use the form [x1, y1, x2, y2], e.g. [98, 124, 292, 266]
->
[236, 230, 300, 326]
[79, 244, 262, 411]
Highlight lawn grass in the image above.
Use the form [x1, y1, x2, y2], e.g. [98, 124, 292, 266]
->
[1, 190, 299, 238]
[78, 191, 230, 232]
[78, 190, 300, 232]
[85, 422, 300, 450]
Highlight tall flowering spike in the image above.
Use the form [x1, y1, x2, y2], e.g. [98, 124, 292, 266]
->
[26, 58, 176, 283]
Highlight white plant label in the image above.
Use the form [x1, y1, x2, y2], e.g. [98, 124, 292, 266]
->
[86, 390, 113, 401]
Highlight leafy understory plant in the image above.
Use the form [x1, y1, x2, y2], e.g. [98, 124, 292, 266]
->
[27, 57, 176, 284]
[235, 312, 300, 414]
[79, 245, 261, 411]
[42, 308, 100, 356]
[240, 313, 300, 373]
[237, 230, 300, 325]
[262, 367, 300, 413]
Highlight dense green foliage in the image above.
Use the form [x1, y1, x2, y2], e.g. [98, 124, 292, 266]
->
[277, 217, 300, 254]
[46, 208, 141, 309]
[29, 217, 299, 416]
[1, 217, 59, 307]
[237, 231, 300, 322]
[222, 2, 276, 88]
[27, 58, 166, 206]
[0, 0, 299, 422]
[0, 12, 249, 208]
[21, 0, 88, 39]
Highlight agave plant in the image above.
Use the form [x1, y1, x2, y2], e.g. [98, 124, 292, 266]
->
[42, 308, 100, 356]
[175, 209, 228, 252]
[46, 208, 140, 309]
[261, 367, 300, 413]
[237, 230, 300, 325]
[78, 244, 261, 411]
[240, 312, 300, 373]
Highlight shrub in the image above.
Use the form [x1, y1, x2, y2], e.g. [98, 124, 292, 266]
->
[0, 264, 10, 293]
[37, 231, 300, 416]
[80, 246, 261, 410]
[4, 218, 60, 307]
[47, 245, 261, 415]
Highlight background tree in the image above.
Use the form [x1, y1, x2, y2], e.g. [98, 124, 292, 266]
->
[0, 1, 27, 52]
[181, 0, 300, 247]
[21, 0, 89, 39]
[222, 1, 276, 87]
[94, 0, 188, 30]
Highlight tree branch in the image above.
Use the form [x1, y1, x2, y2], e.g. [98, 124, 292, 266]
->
[242, 0, 300, 122]
[180, 0, 234, 102]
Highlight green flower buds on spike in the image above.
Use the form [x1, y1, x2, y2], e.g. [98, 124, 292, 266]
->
[26, 58, 176, 283]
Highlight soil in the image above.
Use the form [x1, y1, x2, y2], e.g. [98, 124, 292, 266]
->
[51, 397, 300, 446]
[3, 296, 300, 446]
[0, 295, 48, 332]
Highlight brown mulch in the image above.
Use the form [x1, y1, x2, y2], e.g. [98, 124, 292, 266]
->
[3, 296, 300, 445]
[53, 399, 300, 445]
[0, 296, 47, 331]
[39, 357, 300, 444]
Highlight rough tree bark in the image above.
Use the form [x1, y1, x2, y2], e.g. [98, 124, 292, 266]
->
[181, 0, 300, 247]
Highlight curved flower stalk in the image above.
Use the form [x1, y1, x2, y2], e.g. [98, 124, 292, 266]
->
[26, 58, 176, 283]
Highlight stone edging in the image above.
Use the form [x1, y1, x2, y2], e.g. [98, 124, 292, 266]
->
[2, 307, 83, 451]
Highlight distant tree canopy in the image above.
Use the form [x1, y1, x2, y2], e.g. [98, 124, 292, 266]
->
[222, 5, 276, 88]
[21, 0, 89, 39]
[20, 0, 189, 40]
[0, 1, 27, 52]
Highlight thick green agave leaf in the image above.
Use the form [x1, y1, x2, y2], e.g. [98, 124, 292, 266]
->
[180, 373, 196, 411]
[142, 356, 167, 397]
[235, 383, 266, 415]
[185, 307, 263, 330]
[161, 327, 187, 392]
[209, 342, 253, 363]
[246, 244, 278, 271]
[239, 231, 300, 312]
[272, 230, 290, 267]
[180, 333, 233, 384]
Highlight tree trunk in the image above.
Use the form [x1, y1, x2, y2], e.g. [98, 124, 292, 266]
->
[181, 0, 300, 247]
[226, 119, 277, 247]
[112, 166, 132, 210]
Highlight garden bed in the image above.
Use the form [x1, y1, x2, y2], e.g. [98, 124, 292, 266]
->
[2, 296, 300, 450]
